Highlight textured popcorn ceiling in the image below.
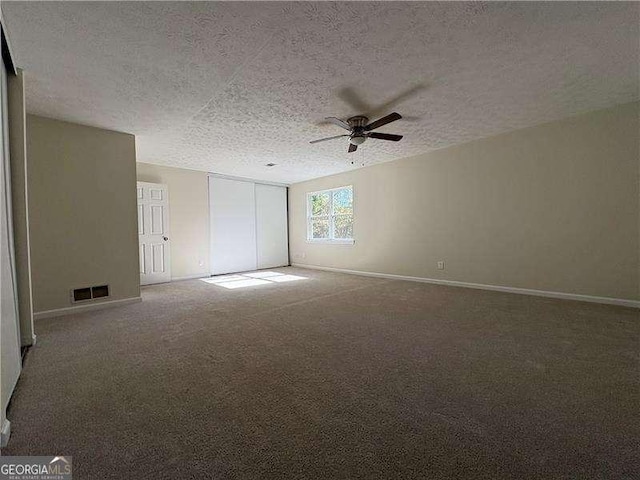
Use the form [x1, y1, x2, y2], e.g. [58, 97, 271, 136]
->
[4, 1, 639, 184]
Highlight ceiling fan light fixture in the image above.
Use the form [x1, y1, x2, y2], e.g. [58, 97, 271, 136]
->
[349, 135, 366, 145]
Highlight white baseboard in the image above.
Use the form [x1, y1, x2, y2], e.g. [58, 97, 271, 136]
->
[34, 297, 142, 320]
[292, 263, 640, 308]
[1, 419, 10, 448]
[171, 273, 209, 282]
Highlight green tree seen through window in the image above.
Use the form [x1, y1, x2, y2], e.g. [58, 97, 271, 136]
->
[307, 186, 353, 241]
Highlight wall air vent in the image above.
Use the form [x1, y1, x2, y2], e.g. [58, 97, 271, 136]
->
[72, 288, 92, 302]
[91, 285, 109, 299]
[71, 285, 110, 303]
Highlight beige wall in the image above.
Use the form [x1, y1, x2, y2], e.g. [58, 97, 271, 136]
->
[289, 102, 640, 301]
[27, 115, 140, 313]
[136, 163, 209, 279]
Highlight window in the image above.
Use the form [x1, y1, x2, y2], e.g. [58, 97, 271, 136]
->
[307, 186, 354, 244]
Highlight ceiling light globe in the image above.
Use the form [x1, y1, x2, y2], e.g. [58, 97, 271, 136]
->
[350, 136, 366, 146]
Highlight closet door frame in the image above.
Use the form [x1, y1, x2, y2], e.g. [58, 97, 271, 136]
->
[208, 173, 289, 276]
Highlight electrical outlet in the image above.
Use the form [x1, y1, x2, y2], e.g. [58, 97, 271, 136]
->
[437, 261, 445, 270]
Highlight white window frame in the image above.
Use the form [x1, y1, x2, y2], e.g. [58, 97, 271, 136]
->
[306, 185, 354, 245]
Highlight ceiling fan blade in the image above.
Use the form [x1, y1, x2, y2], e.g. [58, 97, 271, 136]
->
[364, 112, 402, 131]
[325, 117, 351, 131]
[348, 143, 358, 153]
[368, 132, 403, 142]
[310, 134, 349, 144]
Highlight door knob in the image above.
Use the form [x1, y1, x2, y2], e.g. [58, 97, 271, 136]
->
[163, 236, 169, 241]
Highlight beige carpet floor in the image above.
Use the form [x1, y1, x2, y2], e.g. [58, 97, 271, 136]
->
[3, 267, 638, 479]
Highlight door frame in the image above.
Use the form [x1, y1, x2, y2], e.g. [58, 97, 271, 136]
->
[207, 173, 289, 276]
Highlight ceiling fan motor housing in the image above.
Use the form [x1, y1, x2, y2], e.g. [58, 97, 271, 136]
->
[348, 115, 368, 144]
[347, 115, 369, 128]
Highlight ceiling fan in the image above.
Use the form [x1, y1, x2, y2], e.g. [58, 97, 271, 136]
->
[309, 112, 403, 153]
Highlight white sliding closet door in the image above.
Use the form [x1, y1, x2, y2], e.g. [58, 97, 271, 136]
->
[256, 184, 288, 269]
[1, 52, 21, 446]
[209, 176, 289, 276]
[209, 177, 257, 275]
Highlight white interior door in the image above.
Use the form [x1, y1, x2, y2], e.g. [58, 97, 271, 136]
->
[256, 184, 289, 269]
[0, 50, 21, 446]
[137, 182, 170, 285]
[209, 176, 257, 275]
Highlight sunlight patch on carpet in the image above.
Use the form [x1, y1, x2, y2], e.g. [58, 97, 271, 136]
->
[200, 271, 308, 289]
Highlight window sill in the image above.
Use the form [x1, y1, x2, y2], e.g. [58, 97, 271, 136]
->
[306, 239, 355, 245]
